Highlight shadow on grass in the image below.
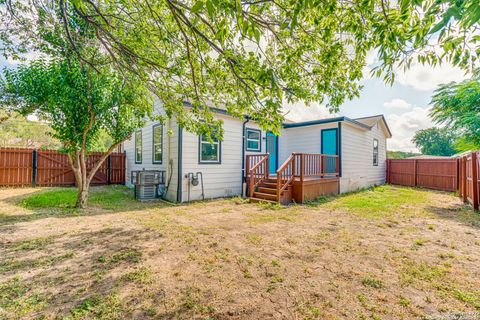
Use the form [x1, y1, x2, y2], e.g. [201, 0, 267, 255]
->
[425, 204, 480, 229]
[0, 185, 173, 226]
[0, 224, 170, 319]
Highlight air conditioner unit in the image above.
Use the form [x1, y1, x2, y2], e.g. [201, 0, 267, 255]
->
[131, 170, 166, 201]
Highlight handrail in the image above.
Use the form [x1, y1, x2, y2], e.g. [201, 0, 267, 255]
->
[246, 154, 269, 197]
[276, 154, 295, 201]
[293, 153, 339, 181]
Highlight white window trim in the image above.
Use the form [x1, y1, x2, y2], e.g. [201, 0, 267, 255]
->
[152, 124, 163, 164]
[199, 134, 221, 164]
[135, 130, 142, 164]
[373, 138, 379, 166]
[246, 128, 261, 152]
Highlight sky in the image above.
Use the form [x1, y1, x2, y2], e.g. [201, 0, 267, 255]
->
[283, 53, 468, 152]
[1, 51, 469, 152]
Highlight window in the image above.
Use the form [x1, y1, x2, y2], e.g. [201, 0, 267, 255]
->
[152, 124, 163, 164]
[246, 128, 261, 152]
[199, 133, 221, 163]
[373, 138, 379, 166]
[135, 130, 142, 164]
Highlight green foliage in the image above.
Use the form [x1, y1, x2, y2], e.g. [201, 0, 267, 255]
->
[361, 276, 384, 289]
[412, 127, 457, 156]
[0, 60, 151, 154]
[431, 78, 480, 150]
[387, 150, 421, 159]
[1, 0, 479, 136]
[66, 294, 123, 320]
[0, 111, 60, 149]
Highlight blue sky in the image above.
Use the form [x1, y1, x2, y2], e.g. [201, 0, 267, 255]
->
[1, 53, 468, 152]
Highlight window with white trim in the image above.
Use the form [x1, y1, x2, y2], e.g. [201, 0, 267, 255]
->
[246, 128, 261, 152]
[373, 138, 379, 166]
[135, 130, 142, 164]
[199, 133, 221, 163]
[152, 124, 163, 164]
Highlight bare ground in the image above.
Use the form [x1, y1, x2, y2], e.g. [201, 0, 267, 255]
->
[0, 186, 479, 319]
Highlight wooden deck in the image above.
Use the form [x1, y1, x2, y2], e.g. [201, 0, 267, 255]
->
[246, 153, 339, 204]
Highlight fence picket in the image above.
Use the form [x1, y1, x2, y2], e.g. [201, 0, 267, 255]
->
[0, 147, 125, 187]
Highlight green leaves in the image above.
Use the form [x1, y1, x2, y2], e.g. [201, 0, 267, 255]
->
[430, 78, 480, 149]
[190, 1, 204, 13]
[412, 127, 457, 156]
[0, 60, 152, 154]
[1, 0, 479, 137]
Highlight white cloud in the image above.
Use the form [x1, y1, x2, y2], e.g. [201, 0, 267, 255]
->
[395, 62, 467, 91]
[283, 101, 338, 122]
[386, 106, 433, 152]
[383, 98, 412, 109]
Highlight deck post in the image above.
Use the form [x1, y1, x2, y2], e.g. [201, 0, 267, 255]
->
[266, 154, 270, 179]
[335, 156, 339, 177]
[300, 154, 304, 182]
[471, 152, 479, 210]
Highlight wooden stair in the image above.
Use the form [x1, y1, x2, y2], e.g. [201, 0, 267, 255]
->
[250, 177, 292, 205]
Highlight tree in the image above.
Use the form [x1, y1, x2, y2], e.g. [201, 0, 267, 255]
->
[387, 150, 420, 159]
[430, 78, 480, 150]
[0, 112, 61, 149]
[0, 60, 151, 208]
[412, 127, 457, 156]
[1, 0, 479, 137]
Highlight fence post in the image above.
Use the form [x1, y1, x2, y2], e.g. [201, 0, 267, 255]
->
[32, 149, 37, 187]
[462, 156, 467, 203]
[472, 152, 479, 211]
[386, 159, 390, 183]
[413, 159, 417, 187]
[107, 154, 111, 185]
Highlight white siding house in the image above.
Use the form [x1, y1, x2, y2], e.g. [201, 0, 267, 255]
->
[123, 102, 391, 203]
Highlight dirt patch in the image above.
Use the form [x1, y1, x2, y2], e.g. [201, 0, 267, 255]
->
[0, 186, 479, 319]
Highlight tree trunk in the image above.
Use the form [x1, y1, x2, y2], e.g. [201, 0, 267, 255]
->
[68, 141, 123, 209]
[76, 183, 90, 209]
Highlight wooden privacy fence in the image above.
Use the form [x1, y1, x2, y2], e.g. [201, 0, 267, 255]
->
[387, 158, 459, 192]
[387, 151, 480, 210]
[0, 148, 126, 187]
[458, 152, 479, 210]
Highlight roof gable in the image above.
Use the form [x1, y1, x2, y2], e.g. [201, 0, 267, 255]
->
[354, 115, 392, 138]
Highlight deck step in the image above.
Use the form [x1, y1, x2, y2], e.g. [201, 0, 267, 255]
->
[253, 192, 278, 201]
[261, 182, 277, 188]
[264, 178, 278, 183]
[257, 187, 277, 194]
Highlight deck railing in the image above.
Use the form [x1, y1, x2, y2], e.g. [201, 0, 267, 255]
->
[293, 153, 339, 181]
[246, 153, 339, 201]
[276, 154, 295, 201]
[246, 154, 269, 197]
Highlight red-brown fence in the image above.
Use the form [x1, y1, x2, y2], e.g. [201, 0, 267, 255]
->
[459, 152, 479, 210]
[387, 158, 459, 191]
[0, 148, 125, 187]
[387, 152, 480, 210]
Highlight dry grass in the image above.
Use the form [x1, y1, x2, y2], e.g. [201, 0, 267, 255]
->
[0, 185, 479, 319]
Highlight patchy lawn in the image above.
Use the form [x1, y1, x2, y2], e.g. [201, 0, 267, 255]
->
[0, 185, 479, 319]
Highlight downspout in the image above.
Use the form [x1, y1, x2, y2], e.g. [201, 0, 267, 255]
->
[241, 117, 250, 196]
[176, 126, 183, 203]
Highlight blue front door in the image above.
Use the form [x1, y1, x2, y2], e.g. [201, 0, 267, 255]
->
[266, 132, 277, 174]
[321, 128, 338, 173]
